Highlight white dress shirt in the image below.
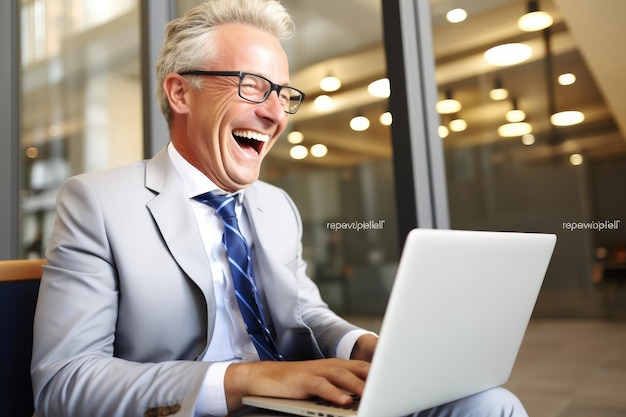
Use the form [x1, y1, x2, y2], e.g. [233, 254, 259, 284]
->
[167, 143, 369, 416]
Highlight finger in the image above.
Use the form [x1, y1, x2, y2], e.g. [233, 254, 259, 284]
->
[305, 360, 369, 403]
[333, 366, 368, 396]
[303, 374, 355, 405]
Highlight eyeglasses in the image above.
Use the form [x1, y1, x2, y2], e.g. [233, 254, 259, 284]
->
[178, 70, 305, 114]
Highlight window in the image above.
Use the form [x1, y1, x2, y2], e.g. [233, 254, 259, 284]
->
[19, 0, 142, 258]
[431, 0, 626, 318]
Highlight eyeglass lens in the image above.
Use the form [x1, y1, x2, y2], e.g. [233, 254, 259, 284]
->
[239, 73, 302, 114]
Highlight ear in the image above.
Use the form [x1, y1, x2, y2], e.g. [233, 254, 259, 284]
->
[163, 73, 192, 116]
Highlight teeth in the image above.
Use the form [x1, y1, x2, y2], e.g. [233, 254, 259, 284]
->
[232, 129, 269, 143]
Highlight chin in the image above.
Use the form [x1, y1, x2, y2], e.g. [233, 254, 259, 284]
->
[227, 171, 261, 189]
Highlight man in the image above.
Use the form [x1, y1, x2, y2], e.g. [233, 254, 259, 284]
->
[31, 1, 528, 416]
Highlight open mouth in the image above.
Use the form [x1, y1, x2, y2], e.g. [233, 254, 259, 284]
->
[232, 129, 269, 155]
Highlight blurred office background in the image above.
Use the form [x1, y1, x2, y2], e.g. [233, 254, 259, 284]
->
[3, 1, 626, 416]
[8, 0, 625, 319]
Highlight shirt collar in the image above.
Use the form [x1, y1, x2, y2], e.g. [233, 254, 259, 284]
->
[167, 143, 244, 203]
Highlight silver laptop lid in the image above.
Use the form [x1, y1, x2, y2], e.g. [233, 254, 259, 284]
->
[357, 228, 556, 417]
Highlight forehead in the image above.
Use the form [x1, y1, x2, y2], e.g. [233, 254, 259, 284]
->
[210, 23, 289, 83]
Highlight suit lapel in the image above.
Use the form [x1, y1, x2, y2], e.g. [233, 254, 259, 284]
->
[244, 185, 324, 359]
[144, 148, 217, 329]
[244, 185, 298, 321]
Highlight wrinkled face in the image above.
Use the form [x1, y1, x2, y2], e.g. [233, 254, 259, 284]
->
[170, 23, 290, 192]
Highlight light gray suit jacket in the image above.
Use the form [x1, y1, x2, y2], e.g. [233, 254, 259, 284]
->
[31, 147, 359, 417]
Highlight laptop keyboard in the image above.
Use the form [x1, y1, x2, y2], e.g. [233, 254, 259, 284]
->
[314, 394, 361, 411]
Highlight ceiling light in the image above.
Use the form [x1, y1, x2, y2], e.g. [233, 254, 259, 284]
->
[521, 133, 535, 145]
[436, 98, 462, 114]
[379, 111, 393, 126]
[489, 88, 508, 101]
[506, 98, 526, 123]
[449, 118, 467, 132]
[498, 122, 532, 137]
[551, 110, 585, 126]
[438, 125, 449, 138]
[436, 90, 461, 114]
[489, 79, 509, 101]
[314, 94, 334, 111]
[446, 8, 467, 23]
[558, 73, 576, 86]
[506, 109, 526, 123]
[26, 147, 39, 159]
[350, 115, 370, 131]
[569, 153, 584, 166]
[290, 145, 308, 160]
[484, 43, 532, 66]
[310, 144, 328, 158]
[368, 78, 390, 98]
[320, 75, 341, 92]
[518, 0, 553, 32]
[287, 131, 304, 144]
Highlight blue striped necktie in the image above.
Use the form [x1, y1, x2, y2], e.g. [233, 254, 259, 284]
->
[194, 191, 283, 361]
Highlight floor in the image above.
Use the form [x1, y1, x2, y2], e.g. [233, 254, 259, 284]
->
[348, 318, 626, 417]
[504, 319, 626, 417]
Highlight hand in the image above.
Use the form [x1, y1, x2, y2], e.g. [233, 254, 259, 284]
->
[224, 359, 370, 412]
[350, 334, 378, 362]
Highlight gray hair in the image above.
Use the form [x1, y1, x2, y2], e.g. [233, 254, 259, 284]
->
[155, 0, 295, 125]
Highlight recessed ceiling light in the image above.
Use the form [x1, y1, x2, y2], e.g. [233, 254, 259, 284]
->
[314, 95, 334, 111]
[558, 73, 576, 86]
[287, 131, 304, 144]
[368, 78, 390, 98]
[310, 144, 328, 158]
[379, 112, 393, 126]
[350, 115, 370, 131]
[518, 10, 553, 32]
[570, 153, 584, 166]
[290, 145, 308, 160]
[551, 111, 585, 126]
[320, 75, 341, 92]
[446, 8, 467, 23]
[498, 122, 532, 137]
[484, 43, 532, 66]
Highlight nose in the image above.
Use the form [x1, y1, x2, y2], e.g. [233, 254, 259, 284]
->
[257, 90, 287, 124]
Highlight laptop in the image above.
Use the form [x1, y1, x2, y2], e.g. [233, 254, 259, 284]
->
[241, 228, 557, 417]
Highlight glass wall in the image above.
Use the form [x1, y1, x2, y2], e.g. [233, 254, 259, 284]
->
[178, 0, 399, 315]
[430, 0, 626, 318]
[19, 0, 143, 258]
[268, 1, 398, 315]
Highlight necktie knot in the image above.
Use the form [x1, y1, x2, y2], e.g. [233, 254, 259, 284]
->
[194, 191, 237, 219]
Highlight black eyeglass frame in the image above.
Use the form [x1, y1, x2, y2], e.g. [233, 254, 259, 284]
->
[177, 70, 305, 114]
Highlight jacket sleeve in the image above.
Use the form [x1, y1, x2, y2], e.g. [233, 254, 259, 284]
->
[31, 174, 210, 417]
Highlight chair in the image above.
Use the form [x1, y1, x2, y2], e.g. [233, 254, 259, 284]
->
[0, 259, 45, 417]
